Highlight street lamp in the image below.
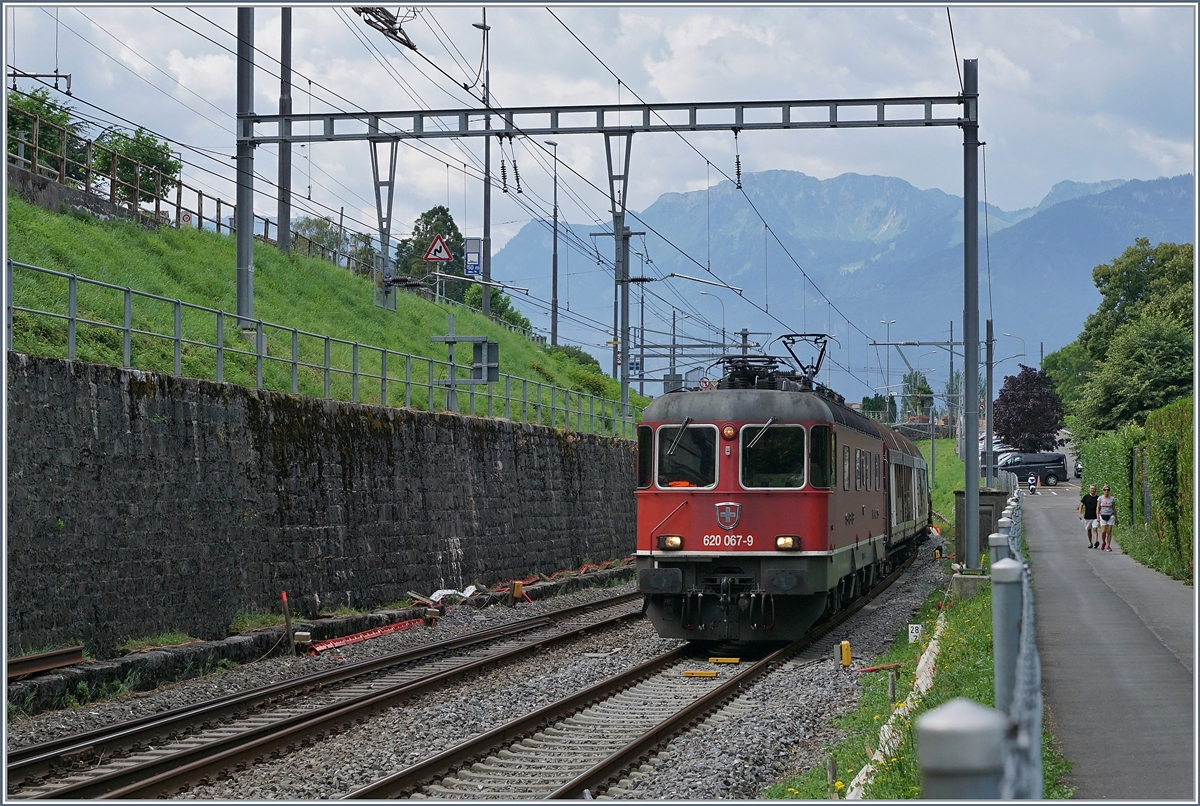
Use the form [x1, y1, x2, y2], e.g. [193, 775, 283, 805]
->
[881, 319, 896, 396]
[699, 291, 725, 351]
[545, 139, 559, 346]
[1002, 333, 1025, 363]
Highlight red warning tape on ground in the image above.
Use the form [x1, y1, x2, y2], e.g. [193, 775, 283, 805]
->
[307, 618, 425, 655]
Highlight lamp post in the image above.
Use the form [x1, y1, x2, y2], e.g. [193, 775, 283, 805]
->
[881, 319, 896, 418]
[1002, 333, 1025, 362]
[545, 139, 559, 346]
[699, 291, 725, 352]
[473, 14, 491, 318]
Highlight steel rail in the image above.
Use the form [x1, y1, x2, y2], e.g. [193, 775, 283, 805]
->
[8, 592, 638, 791]
[6, 647, 85, 680]
[72, 599, 641, 800]
[548, 552, 917, 798]
[347, 550, 917, 800]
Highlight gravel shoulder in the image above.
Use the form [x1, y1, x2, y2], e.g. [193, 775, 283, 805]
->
[8, 547, 950, 799]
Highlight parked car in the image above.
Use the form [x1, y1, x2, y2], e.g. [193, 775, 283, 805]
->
[997, 452, 1070, 486]
[1074, 460, 1083, 478]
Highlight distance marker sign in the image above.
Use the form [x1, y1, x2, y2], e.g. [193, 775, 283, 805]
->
[423, 234, 453, 262]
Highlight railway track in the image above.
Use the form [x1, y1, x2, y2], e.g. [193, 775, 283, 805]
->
[349, 553, 916, 800]
[6, 592, 642, 800]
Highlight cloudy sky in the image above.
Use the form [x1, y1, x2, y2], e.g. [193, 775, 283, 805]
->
[5, 3, 1195, 377]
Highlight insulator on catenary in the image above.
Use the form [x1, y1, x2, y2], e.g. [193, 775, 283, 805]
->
[736, 155, 742, 190]
[512, 160, 522, 193]
[500, 160, 508, 193]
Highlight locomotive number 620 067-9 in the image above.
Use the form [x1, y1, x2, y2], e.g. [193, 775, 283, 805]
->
[702, 534, 754, 547]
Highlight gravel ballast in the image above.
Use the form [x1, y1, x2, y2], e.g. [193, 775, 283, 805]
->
[9, 547, 950, 799]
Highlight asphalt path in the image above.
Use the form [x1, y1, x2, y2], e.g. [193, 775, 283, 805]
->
[1023, 482, 1195, 799]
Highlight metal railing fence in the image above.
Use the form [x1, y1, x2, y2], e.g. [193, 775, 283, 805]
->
[917, 485, 1043, 798]
[6, 260, 638, 438]
[6, 107, 547, 346]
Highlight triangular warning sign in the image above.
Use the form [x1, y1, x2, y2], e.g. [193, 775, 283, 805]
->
[423, 234, 453, 262]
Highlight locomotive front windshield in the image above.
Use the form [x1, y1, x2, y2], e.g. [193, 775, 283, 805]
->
[657, 425, 717, 488]
[741, 425, 805, 488]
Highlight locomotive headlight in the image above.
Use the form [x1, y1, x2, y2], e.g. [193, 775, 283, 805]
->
[775, 535, 801, 551]
[721, 425, 736, 440]
[657, 534, 684, 550]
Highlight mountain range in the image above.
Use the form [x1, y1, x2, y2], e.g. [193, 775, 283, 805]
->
[492, 170, 1193, 398]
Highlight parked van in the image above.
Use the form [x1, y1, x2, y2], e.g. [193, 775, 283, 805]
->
[996, 452, 1069, 486]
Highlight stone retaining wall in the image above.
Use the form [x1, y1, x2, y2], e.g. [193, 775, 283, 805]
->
[6, 353, 636, 658]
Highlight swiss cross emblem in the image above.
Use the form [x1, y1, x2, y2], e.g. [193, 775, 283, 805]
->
[716, 502, 741, 530]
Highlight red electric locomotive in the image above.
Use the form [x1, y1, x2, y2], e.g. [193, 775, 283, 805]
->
[635, 338, 931, 642]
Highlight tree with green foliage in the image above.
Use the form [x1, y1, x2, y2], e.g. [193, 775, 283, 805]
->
[394, 206, 465, 300]
[901, 370, 933, 418]
[7, 88, 90, 184]
[1079, 238, 1193, 361]
[291, 217, 378, 274]
[861, 393, 896, 421]
[1042, 340, 1094, 414]
[993, 364, 1064, 452]
[1075, 316, 1192, 436]
[463, 283, 532, 332]
[92, 127, 182, 205]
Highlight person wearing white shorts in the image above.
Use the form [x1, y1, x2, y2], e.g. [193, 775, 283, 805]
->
[1096, 485, 1117, 551]
[1078, 484, 1100, 548]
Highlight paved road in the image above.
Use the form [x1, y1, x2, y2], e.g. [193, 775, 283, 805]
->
[1023, 482, 1195, 799]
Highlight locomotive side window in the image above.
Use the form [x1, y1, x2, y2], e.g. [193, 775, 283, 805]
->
[874, 453, 881, 490]
[741, 425, 805, 488]
[864, 451, 871, 491]
[636, 426, 654, 489]
[809, 425, 833, 489]
[843, 445, 851, 490]
[855, 449, 863, 490]
[656, 425, 717, 489]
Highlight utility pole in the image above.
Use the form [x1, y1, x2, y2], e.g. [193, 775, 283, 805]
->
[962, 58, 981, 572]
[985, 318, 994, 487]
[639, 282, 646, 396]
[474, 13, 491, 319]
[546, 139, 559, 346]
[881, 319, 896, 421]
[235, 7, 255, 327]
[949, 320, 955, 448]
[276, 8, 292, 255]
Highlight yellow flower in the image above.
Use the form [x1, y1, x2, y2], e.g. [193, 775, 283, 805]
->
[835, 781, 845, 790]
[874, 715, 880, 720]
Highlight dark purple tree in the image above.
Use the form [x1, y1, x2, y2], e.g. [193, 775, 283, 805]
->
[993, 364, 1065, 453]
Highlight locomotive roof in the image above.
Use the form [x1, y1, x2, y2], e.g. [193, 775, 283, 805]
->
[642, 389, 922, 458]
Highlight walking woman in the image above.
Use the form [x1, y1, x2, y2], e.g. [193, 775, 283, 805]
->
[1097, 484, 1117, 552]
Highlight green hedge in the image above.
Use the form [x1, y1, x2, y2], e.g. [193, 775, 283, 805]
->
[1078, 397, 1193, 581]
[1144, 397, 1193, 562]
[1078, 422, 1142, 522]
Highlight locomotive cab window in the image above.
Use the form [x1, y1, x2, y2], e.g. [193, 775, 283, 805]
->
[809, 425, 833, 489]
[656, 424, 718, 489]
[636, 426, 654, 489]
[740, 424, 805, 488]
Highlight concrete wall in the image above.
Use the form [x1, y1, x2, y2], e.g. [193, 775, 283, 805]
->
[6, 353, 636, 658]
[7, 163, 151, 225]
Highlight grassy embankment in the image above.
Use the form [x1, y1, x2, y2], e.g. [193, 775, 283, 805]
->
[763, 438, 1073, 799]
[6, 194, 645, 419]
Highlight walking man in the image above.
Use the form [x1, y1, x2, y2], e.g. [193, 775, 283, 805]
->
[1079, 484, 1100, 548]
[1097, 484, 1117, 551]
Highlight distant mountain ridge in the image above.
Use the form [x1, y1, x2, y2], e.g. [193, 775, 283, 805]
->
[493, 170, 1192, 390]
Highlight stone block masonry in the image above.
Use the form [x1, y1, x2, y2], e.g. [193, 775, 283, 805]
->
[6, 353, 636, 658]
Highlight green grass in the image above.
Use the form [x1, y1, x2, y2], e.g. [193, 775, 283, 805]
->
[229, 611, 287, 633]
[116, 631, 197, 654]
[919, 438, 965, 531]
[763, 582, 1074, 799]
[1113, 522, 1193, 584]
[6, 195, 646, 428]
